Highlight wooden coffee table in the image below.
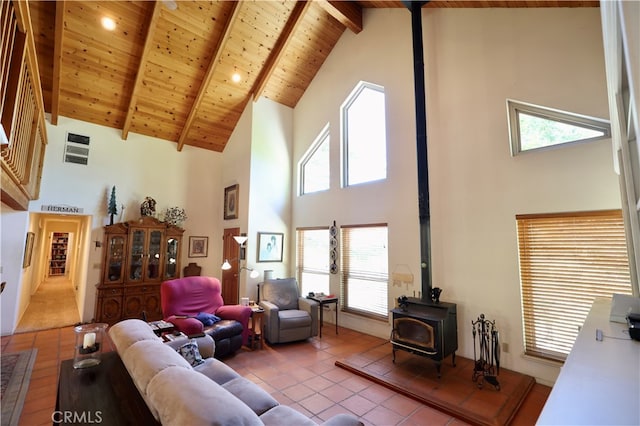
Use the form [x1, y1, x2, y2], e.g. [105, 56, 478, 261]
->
[56, 351, 159, 425]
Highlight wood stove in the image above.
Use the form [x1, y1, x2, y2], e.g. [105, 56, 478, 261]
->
[391, 297, 458, 377]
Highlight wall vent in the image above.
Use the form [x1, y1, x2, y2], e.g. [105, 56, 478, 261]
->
[64, 132, 90, 165]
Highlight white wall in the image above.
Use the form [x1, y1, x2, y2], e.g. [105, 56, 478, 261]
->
[293, 8, 421, 340]
[1, 115, 222, 333]
[292, 7, 618, 385]
[247, 98, 293, 298]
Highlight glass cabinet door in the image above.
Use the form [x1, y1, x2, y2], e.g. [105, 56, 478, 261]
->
[105, 235, 125, 283]
[146, 230, 162, 280]
[129, 229, 145, 281]
[165, 237, 179, 279]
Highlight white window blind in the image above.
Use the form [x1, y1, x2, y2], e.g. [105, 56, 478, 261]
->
[516, 210, 632, 361]
[296, 228, 330, 296]
[340, 224, 388, 319]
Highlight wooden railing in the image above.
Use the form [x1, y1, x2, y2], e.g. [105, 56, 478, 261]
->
[1, 0, 47, 211]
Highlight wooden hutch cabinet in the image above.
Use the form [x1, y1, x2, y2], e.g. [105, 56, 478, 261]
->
[95, 217, 184, 325]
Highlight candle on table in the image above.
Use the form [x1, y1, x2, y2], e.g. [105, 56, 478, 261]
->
[83, 332, 96, 349]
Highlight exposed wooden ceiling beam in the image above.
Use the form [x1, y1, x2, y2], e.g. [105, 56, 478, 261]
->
[50, 0, 65, 126]
[252, 1, 312, 102]
[121, 2, 162, 141]
[318, 1, 363, 34]
[176, 2, 242, 152]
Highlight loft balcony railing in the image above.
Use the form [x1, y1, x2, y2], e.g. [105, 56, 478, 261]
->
[1, 0, 47, 211]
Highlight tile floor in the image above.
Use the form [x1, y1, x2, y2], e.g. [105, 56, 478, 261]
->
[1, 325, 550, 425]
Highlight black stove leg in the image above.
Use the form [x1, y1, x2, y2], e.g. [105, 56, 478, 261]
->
[392, 348, 396, 363]
[435, 361, 441, 378]
[452, 351, 456, 367]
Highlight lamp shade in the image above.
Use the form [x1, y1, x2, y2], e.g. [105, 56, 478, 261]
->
[221, 259, 232, 270]
[233, 236, 248, 245]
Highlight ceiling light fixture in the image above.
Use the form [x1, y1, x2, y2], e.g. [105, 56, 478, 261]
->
[162, 0, 178, 11]
[232, 68, 241, 83]
[101, 17, 116, 31]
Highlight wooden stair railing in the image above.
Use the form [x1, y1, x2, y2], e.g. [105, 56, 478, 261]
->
[1, 0, 48, 211]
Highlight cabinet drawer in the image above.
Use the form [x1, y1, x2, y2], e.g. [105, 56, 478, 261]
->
[124, 285, 157, 295]
[98, 287, 123, 297]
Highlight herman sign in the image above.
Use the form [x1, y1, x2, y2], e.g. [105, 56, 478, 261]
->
[41, 205, 84, 214]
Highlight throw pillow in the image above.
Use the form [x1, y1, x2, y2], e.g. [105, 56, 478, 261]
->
[177, 339, 204, 367]
[195, 312, 220, 326]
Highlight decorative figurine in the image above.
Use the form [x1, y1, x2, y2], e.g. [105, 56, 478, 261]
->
[140, 196, 156, 217]
[431, 287, 442, 304]
[397, 295, 409, 312]
[108, 186, 117, 225]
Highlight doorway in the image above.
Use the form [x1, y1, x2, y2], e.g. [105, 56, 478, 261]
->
[221, 227, 240, 305]
[15, 213, 90, 333]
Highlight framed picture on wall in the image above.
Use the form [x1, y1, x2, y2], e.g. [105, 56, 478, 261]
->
[22, 232, 35, 268]
[257, 232, 283, 262]
[224, 184, 239, 220]
[188, 236, 208, 258]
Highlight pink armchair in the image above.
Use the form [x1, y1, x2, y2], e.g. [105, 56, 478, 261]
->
[161, 276, 251, 358]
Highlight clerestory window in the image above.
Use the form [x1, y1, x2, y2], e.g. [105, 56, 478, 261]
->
[507, 100, 611, 155]
[342, 82, 387, 187]
[299, 125, 330, 195]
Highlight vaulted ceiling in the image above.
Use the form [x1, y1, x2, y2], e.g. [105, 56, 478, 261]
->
[27, 1, 598, 153]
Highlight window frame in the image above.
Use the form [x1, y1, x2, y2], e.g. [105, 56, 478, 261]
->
[299, 124, 330, 196]
[340, 223, 389, 321]
[341, 81, 387, 188]
[516, 210, 632, 362]
[507, 99, 611, 156]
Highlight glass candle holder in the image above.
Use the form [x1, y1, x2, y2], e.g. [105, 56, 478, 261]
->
[73, 323, 108, 369]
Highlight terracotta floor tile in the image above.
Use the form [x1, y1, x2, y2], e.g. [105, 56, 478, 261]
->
[381, 393, 423, 416]
[282, 383, 315, 402]
[304, 375, 334, 391]
[399, 405, 458, 426]
[358, 383, 397, 404]
[299, 393, 335, 414]
[340, 394, 377, 417]
[320, 383, 355, 403]
[363, 405, 406, 426]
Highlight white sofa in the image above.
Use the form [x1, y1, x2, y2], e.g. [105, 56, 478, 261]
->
[109, 319, 363, 426]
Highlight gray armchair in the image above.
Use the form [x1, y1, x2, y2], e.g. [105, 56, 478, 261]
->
[258, 278, 319, 344]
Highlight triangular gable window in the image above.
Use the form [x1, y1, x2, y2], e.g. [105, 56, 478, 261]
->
[507, 100, 611, 155]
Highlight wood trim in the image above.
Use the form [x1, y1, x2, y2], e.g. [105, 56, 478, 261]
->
[122, 3, 162, 141]
[318, 1, 363, 34]
[176, 2, 241, 152]
[51, 0, 64, 126]
[252, 1, 311, 102]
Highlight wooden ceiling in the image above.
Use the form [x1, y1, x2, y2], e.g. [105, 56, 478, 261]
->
[27, 1, 599, 153]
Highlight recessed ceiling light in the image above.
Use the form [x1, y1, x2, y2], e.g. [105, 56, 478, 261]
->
[162, 0, 178, 11]
[232, 72, 241, 83]
[101, 17, 116, 31]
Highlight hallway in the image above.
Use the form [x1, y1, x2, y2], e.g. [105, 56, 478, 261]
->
[15, 277, 80, 334]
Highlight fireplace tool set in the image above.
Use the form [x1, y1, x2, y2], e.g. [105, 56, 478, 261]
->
[471, 314, 500, 390]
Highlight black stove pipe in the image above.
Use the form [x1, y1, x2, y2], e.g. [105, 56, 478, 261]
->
[404, 1, 432, 301]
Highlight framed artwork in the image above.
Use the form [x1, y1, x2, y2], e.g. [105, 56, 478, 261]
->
[23, 232, 35, 268]
[224, 184, 239, 220]
[257, 232, 284, 263]
[188, 236, 208, 258]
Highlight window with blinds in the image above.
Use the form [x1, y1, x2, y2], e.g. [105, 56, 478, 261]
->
[516, 210, 632, 361]
[340, 224, 388, 320]
[296, 228, 330, 296]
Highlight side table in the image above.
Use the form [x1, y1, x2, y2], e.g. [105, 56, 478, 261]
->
[248, 306, 264, 350]
[308, 296, 338, 338]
